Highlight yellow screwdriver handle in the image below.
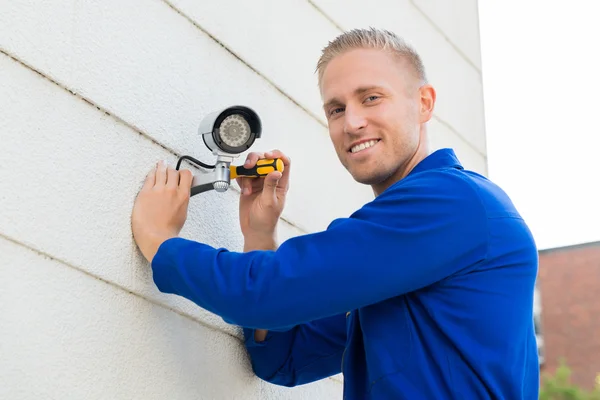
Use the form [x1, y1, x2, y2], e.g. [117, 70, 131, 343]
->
[230, 158, 284, 179]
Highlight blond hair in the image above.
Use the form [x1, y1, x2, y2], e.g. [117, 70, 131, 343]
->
[315, 27, 427, 88]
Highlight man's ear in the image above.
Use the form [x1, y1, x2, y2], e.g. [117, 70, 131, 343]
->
[419, 84, 436, 123]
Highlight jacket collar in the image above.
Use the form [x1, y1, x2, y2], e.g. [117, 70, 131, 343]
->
[407, 148, 464, 177]
[377, 148, 464, 196]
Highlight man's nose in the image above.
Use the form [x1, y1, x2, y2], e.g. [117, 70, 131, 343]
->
[344, 107, 367, 134]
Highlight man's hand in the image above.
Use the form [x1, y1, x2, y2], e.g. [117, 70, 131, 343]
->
[131, 160, 193, 262]
[237, 150, 290, 342]
[236, 150, 291, 251]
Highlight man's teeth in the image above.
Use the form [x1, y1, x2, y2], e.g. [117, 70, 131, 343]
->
[351, 140, 379, 153]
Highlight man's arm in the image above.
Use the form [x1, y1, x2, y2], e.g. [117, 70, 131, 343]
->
[150, 170, 488, 331]
[239, 237, 347, 387]
[234, 149, 348, 386]
[242, 313, 347, 387]
[242, 237, 277, 343]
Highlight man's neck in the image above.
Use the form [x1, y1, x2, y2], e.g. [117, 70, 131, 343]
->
[372, 141, 429, 197]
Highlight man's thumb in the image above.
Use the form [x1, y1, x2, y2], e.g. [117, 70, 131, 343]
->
[261, 171, 282, 203]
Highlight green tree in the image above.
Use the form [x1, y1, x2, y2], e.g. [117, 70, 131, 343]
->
[539, 359, 600, 400]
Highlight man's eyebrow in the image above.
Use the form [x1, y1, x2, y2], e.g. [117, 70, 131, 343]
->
[322, 97, 343, 110]
[354, 85, 383, 95]
[322, 86, 385, 110]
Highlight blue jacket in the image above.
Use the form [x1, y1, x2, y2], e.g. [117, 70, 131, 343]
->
[151, 148, 540, 399]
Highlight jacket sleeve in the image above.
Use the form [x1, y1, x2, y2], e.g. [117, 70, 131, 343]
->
[150, 170, 488, 331]
[241, 313, 347, 387]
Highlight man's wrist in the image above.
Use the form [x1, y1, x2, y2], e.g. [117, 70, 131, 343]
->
[243, 234, 278, 252]
[142, 232, 177, 262]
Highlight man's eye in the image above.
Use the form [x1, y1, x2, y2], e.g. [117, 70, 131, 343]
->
[365, 95, 379, 102]
[330, 107, 344, 115]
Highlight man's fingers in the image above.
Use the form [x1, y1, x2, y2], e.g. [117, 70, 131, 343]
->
[244, 178, 257, 195]
[243, 151, 265, 168]
[236, 176, 259, 196]
[178, 169, 193, 200]
[236, 177, 247, 194]
[155, 160, 168, 187]
[179, 169, 193, 189]
[238, 150, 290, 197]
[166, 166, 179, 189]
[235, 177, 244, 191]
[264, 149, 291, 167]
[143, 167, 156, 190]
[264, 149, 291, 189]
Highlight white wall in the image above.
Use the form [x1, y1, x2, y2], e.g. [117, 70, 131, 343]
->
[0, 0, 486, 398]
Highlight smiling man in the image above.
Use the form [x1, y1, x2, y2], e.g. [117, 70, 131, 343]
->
[131, 28, 540, 399]
[319, 43, 428, 197]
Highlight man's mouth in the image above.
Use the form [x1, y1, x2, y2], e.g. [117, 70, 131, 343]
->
[349, 139, 380, 154]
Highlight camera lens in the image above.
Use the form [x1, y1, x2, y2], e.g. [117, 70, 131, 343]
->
[218, 114, 251, 148]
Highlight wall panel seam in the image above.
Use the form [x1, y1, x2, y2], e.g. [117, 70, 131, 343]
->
[0, 230, 246, 341]
[433, 115, 487, 159]
[0, 48, 178, 161]
[3, 2, 481, 164]
[307, 0, 481, 74]
[161, 0, 480, 157]
[0, 49, 311, 232]
[407, 0, 482, 74]
[307, 0, 345, 31]
[159, 0, 325, 126]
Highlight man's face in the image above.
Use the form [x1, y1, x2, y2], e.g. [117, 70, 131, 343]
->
[320, 48, 432, 189]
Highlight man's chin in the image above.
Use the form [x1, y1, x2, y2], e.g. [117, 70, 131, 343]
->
[341, 158, 392, 185]
[350, 171, 386, 186]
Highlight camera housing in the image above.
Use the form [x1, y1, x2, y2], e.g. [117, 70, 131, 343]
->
[178, 105, 265, 196]
[199, 105, 262, 156]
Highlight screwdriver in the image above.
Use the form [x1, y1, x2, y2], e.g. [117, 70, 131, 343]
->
[230, 158, 284, 179]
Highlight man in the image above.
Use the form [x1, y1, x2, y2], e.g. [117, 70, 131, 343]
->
[131, 28, 539, 399]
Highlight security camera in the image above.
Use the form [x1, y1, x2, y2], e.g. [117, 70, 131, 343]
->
[175, 105, 282, 197]
[199, 105, 262, 156]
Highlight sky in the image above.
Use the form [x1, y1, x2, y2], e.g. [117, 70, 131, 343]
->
[477, 1, 600, 250]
